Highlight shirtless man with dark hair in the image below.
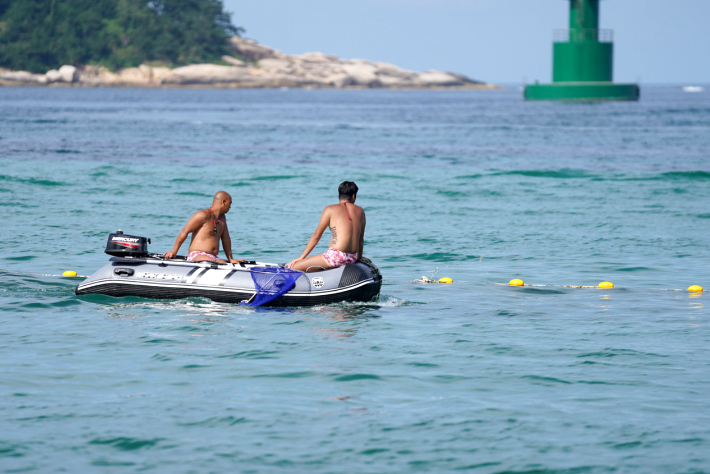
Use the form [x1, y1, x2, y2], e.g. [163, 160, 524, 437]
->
[163, 191, 244, 264]
[286, 181, 366, 272]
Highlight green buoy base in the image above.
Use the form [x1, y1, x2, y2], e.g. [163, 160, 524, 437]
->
[524, 82, 639, 101]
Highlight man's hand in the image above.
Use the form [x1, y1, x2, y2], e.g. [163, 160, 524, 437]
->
[164, 250, 177, 259]
[285, 258, 302, 269]
[229, 258, 245, 264]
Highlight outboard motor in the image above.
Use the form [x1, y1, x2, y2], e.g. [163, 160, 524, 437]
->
[105, 230, 151, 257]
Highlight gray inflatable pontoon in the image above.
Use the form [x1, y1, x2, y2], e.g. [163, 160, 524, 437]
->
[75, 256, 382, 307]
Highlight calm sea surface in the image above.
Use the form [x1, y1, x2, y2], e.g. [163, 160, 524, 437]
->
[1, 85, 709, 473]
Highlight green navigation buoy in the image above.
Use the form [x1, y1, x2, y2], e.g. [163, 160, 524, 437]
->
[525, 0, 639, 101]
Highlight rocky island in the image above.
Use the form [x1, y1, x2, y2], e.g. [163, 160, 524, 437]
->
[0, 0, 496, 90]
[0, 37, 496, 90]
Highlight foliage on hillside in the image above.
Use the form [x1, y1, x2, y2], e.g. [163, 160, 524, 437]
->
[0, 0, 242, 73]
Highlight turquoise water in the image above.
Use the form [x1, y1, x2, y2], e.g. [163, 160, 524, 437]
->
[1, 86, 709, 473]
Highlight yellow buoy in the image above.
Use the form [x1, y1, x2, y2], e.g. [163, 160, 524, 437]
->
[438, 277, 453, 284]
[598, 281, 614, 289]
[509, 279, 524, 286]
[688, 285, 704, 292]
[62, 270, 77, 277]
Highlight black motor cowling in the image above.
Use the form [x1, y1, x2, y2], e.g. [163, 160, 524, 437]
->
[105, 230, 151, 257]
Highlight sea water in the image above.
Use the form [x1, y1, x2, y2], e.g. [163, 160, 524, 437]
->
[1, 86, 709, 473]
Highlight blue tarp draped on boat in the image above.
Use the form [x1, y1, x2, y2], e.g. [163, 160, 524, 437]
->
[240, 267, 302, 307]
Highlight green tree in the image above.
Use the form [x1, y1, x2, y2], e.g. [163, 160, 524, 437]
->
[0, 0, 242, 73]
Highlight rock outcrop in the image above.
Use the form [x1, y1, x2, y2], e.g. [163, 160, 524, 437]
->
[0, 68, 48, 84]
[46, 65, 79, 83]
[0, 37, 498, 89]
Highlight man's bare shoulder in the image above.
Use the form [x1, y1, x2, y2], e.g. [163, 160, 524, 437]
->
[191, 209, 210, 220]
[348, 203, 365, 214]
[184, 209, 211, 229]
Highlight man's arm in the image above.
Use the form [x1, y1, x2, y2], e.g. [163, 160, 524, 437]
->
[357, 213, 366, 260]
[163, 210, 206, 259]
[285, 208, 330, 268]
[221, 219, 244, 264]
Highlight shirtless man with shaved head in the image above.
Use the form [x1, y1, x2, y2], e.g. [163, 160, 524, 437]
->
[163, 191, 244, 264]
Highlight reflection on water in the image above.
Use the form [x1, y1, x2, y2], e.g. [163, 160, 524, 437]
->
[598, 293, 612, 312]
[688, 292, 704, 315]
[314, 327, 358, 338]
[315, 304, 377, 319]
[313, 304, 380, 338]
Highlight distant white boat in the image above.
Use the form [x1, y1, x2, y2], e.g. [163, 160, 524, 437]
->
[682, 86, 704, 93]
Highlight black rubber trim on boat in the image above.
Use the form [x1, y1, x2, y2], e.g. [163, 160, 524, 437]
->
[182, 267, 200, 283]
[191, 268, 210, 284]
[220, 270, 237, 286]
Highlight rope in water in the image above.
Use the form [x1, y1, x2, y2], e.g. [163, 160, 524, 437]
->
[413, 273, 706, 292]
[0, 270, 89, 278]
[493, 282, 707, 292]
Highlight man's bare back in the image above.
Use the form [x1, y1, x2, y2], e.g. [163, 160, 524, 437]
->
[163, 191, 244, 264]
[323, 202, 364, 253]
[286, 181, 366, 272]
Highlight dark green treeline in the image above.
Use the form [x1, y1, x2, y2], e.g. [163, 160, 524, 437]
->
[0, 0, 243, 73]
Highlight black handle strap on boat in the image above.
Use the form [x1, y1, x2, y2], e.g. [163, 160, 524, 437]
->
[152, 253, 186, 260]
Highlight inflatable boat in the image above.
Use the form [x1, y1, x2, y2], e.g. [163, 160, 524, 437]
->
[75, 231, 382, 307]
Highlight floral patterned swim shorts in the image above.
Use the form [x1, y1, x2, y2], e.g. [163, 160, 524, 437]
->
[323, 247, 358, 268]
